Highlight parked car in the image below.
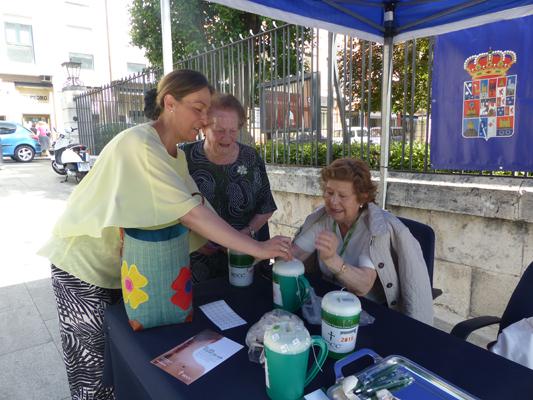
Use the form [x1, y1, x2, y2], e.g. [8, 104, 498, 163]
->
[334, 127, 382, 146]
[0, 121, 42, 162]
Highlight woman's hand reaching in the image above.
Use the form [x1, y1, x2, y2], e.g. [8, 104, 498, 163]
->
[256, 235, 293, 261]
[182, 205, 292, 261]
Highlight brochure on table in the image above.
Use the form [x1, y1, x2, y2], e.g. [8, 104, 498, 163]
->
[151, 329, 243, 385]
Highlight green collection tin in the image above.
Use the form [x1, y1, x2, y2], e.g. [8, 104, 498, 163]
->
[228, 250, 255, 287]
[321, 290, 361, 359]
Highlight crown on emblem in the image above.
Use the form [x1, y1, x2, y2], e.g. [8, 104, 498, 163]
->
[464, 50, 516, 79]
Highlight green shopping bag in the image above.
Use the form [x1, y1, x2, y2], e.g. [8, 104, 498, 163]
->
[120, 224, 193, 331]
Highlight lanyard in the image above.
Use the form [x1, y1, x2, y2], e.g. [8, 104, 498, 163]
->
[332, 218, 358, 256]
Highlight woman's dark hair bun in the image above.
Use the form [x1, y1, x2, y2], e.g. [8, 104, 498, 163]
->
[144, 88, 160, 120]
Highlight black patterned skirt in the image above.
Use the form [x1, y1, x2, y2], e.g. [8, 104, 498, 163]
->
[51, 265, 121, 400]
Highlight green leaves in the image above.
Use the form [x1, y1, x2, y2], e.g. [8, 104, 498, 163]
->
[337, 38, 431, 115]
[129, 0, 163, 66]
[256, 140, 427, 171]
[129, 0, 270, 67]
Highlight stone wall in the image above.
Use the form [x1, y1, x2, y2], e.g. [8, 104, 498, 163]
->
[266, 165, 533, 340]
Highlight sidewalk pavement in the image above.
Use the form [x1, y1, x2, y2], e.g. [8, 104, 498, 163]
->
[0, 157, 75, 400]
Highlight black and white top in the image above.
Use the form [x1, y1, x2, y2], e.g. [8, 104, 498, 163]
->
[181, 140, 277, 282]
[181, 140, 277, 231]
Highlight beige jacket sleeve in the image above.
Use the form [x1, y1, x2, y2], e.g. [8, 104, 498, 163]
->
[370, 216, 434, 325]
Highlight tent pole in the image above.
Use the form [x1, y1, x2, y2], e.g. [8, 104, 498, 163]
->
[378, 6, 394, 209]
[326, 31, 335, 165]
[160, 0, 173, 74]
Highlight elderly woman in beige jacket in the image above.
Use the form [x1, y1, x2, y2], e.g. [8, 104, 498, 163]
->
[292, 158, 433, 325]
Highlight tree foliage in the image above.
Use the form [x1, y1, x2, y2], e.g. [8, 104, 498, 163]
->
[337, 38, 431, 114]
[129, 0, 268, 66]
[391, 38, 431, 114]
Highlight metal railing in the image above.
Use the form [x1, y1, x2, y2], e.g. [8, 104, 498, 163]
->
[74, 23, 531, 178]
[75, 68, 161, 154]
[176, 24, 325, 166]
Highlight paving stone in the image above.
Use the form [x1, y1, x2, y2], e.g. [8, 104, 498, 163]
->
[44, 318, 62, 354]
[0, 306, 51, 356]
[0, 341, 70, 400]
[26, 278, 58, 321]
[0, 283, 32, 313]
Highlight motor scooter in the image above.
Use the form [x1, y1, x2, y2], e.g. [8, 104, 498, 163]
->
[51, 129, 91, 183]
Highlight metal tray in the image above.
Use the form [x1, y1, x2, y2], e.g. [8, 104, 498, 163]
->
[327, 348, 479, 400]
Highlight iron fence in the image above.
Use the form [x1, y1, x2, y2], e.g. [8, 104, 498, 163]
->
[74, 23, 531, 178]
[75, 68, 161, 154]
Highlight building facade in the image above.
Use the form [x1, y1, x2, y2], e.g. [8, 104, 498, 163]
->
[0, 0, 148, 131]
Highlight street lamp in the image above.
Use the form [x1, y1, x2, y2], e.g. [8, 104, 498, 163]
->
[61, 61, 83, 88]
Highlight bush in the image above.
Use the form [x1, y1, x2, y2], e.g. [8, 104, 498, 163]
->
[256, 140, 427, 171]
[388, 141, 428, 171]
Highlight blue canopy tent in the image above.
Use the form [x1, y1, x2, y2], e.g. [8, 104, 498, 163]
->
[207, 0, 533, 207]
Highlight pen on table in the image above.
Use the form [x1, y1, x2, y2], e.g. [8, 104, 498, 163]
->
[355, 376, 414, 397]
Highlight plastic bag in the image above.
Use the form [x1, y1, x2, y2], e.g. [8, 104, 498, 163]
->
[360, 310, 376, 326]
[245, 309, 304, 363]
[302, 287, 323, 325]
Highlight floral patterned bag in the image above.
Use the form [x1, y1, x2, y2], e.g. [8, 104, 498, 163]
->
[120, 224, 193, 331]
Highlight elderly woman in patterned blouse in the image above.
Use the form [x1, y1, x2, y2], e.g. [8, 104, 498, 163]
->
[181, 93, 277, 282]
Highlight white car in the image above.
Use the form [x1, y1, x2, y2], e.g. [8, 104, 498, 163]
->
[333, 127, 368, 143]
[350, 127, 380, 145]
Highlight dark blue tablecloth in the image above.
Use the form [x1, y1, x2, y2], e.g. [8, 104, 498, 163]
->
[103, 271, 533, 399]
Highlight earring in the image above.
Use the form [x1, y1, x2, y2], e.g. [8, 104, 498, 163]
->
[170, 109, 174, 113]
[359, 204, 363, 209]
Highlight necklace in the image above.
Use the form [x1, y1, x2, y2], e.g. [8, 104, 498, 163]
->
[332, 213, 361, 256]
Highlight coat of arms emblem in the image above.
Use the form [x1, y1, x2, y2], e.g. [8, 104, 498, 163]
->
[462, 50, 517, 140]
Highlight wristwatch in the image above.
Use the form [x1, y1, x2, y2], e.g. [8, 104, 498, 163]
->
[335, 262, 347, 277]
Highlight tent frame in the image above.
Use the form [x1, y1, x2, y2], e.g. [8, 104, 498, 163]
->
[178, 0, 533, 206]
